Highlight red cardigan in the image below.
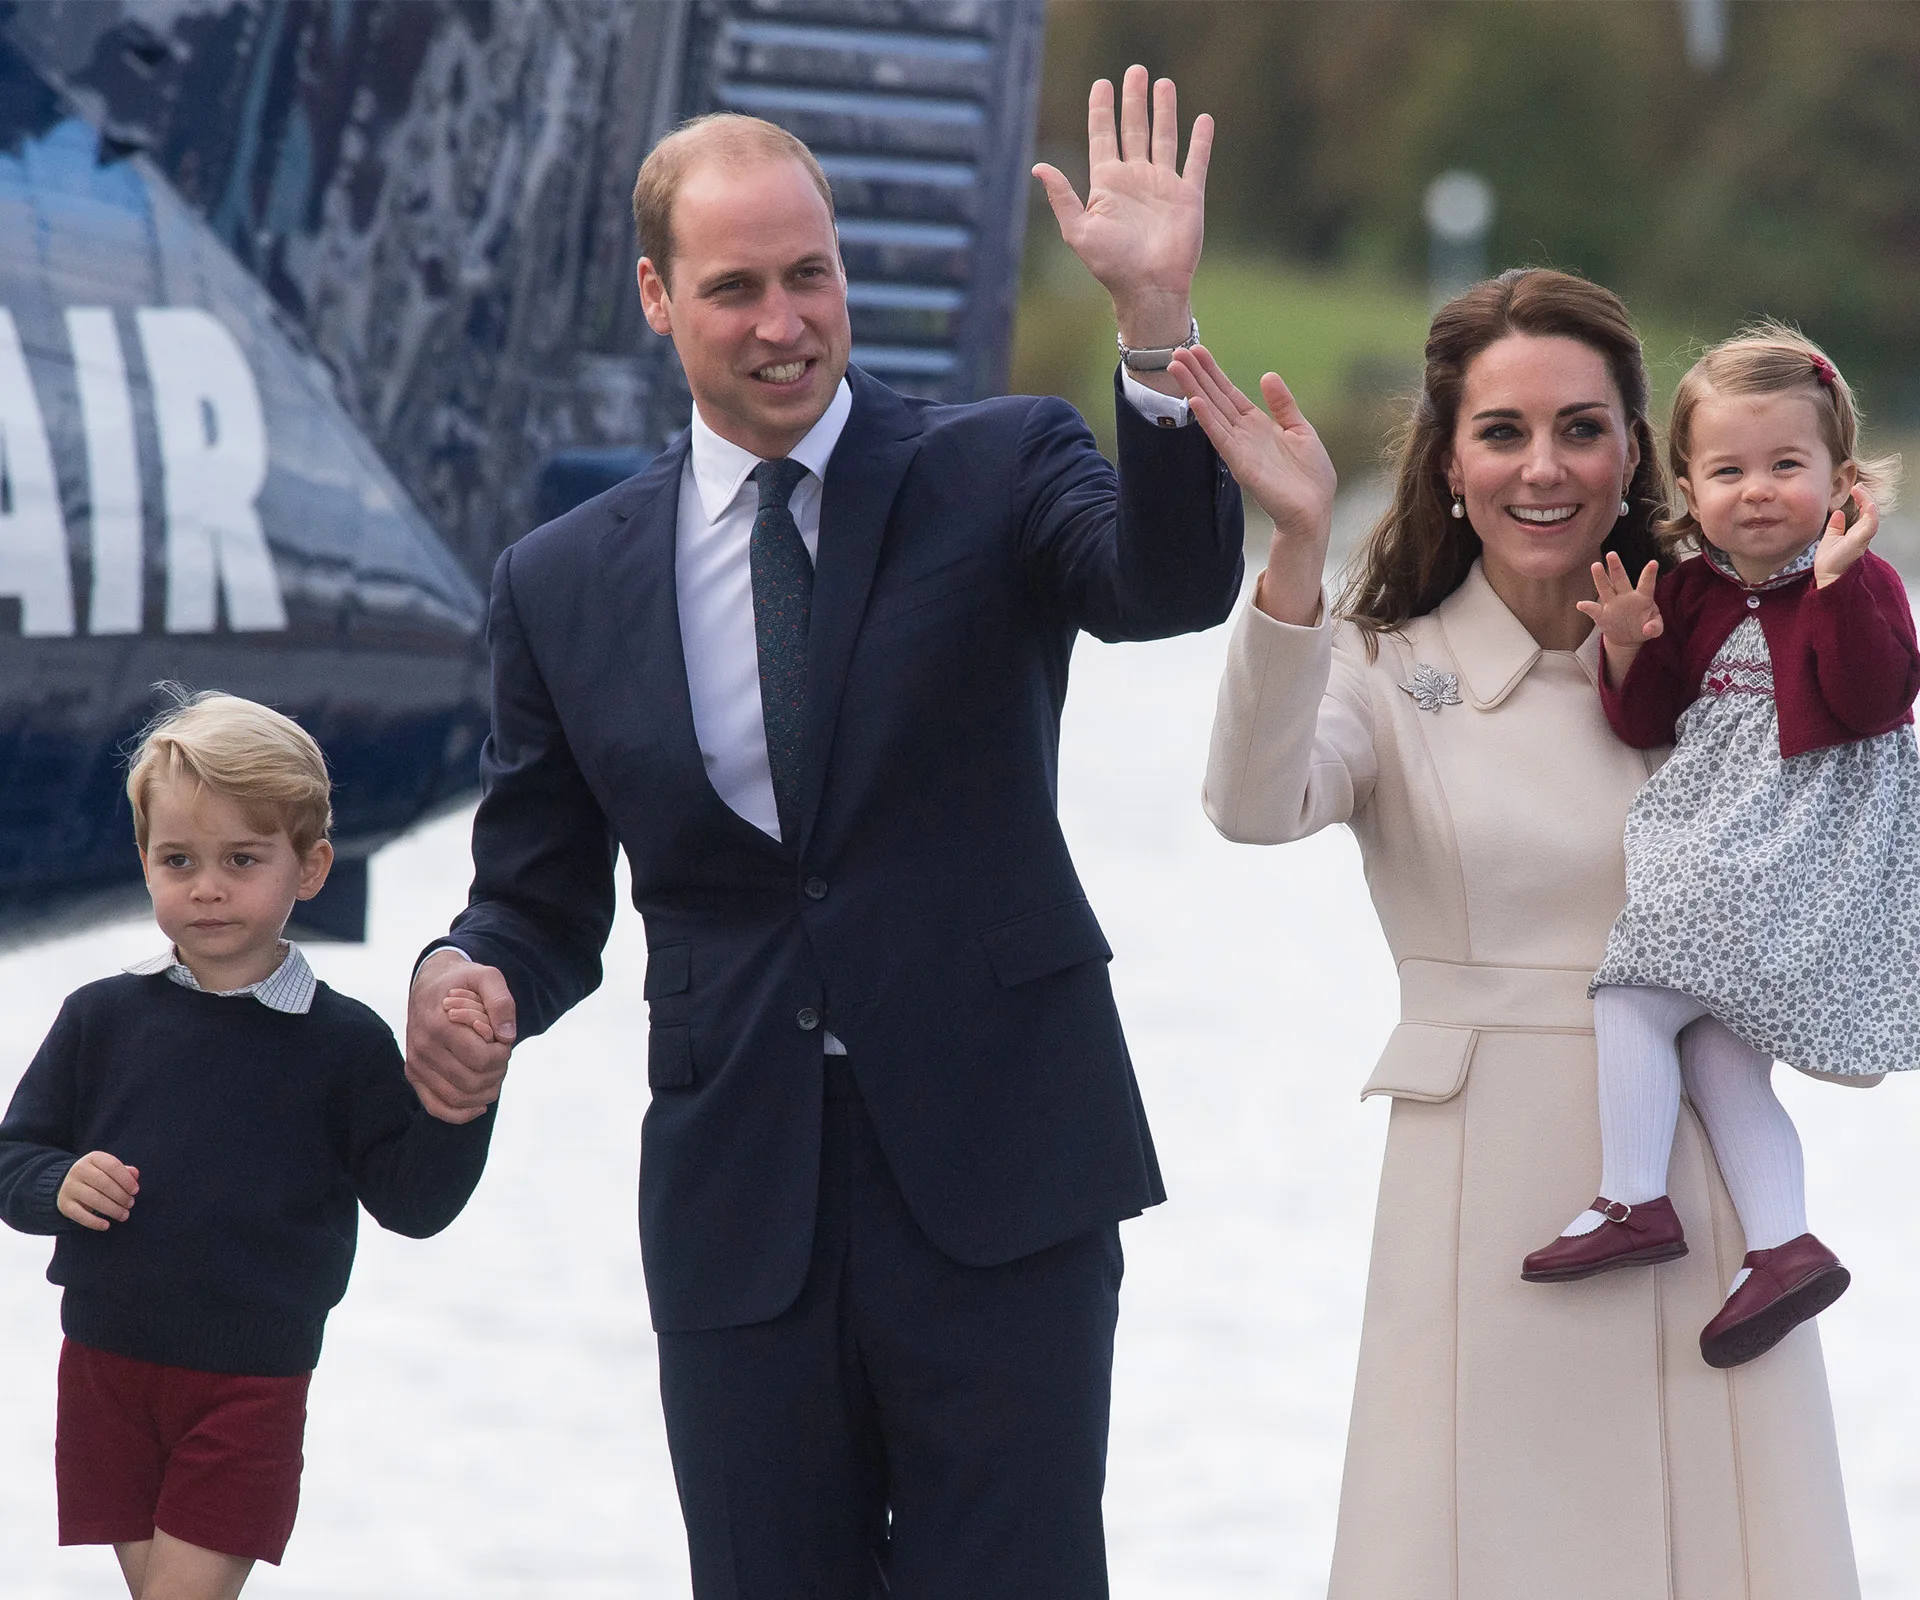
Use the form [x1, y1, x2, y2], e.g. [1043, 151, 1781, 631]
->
[1600, 549, 1920, 757]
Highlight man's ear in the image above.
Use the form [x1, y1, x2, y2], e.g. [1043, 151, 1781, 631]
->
[638, 257, 673, 337]
[295, 838, 334, 902]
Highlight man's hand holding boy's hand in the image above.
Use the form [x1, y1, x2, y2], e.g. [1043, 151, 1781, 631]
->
[407, 950, 514, 1124]
[58, 1151, 139, 1230]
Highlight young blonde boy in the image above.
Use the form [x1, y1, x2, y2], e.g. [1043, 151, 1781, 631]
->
[0, 692, 492, 1600]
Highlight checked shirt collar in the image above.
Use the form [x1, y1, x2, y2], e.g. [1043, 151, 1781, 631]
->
[126, 940, 317, 1014]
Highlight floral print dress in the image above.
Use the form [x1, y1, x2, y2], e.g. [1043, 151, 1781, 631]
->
[1592, 542, 1920, 1077]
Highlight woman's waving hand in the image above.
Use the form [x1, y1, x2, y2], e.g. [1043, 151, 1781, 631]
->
[1171, 345, 1337, 626]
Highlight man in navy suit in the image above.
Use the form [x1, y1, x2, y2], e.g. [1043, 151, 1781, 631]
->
[405, 67, 1242, 1598]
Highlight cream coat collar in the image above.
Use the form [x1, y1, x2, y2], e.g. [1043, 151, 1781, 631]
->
[1434, 560, 1602, 710]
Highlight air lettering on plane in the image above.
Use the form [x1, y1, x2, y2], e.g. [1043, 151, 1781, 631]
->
[0, 308, 75, 636]
[66, 309, 142, 635]
[0, 305, 287, 637]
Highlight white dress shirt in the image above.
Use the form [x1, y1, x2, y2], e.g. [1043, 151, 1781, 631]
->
[677, 379, 854, 840]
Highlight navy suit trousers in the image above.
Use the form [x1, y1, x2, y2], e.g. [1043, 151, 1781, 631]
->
[656, 1058, 1123, 1599]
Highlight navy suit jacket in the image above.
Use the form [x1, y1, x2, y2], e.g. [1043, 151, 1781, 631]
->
[438, 366, 1243, 1331]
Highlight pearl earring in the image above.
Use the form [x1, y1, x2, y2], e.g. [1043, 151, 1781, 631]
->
[1619, 496, 1630, 517]
[1450, 494, 1465, 520]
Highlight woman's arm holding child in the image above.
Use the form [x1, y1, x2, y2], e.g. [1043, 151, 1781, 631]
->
[1806, 489, 1920, 731]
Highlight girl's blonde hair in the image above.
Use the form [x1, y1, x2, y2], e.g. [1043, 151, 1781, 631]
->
[127, 689, 332, 853]
[1659, 321, 1901, 557]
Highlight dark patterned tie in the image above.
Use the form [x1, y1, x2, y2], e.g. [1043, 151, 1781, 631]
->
[750, 457, 813, 843]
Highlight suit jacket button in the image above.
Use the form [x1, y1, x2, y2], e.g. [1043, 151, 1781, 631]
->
[796, 1007, 820, 1031]
[804, 876, 828, 900]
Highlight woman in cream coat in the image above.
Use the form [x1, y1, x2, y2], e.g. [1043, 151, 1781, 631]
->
[1175, 269, 1857, 1598]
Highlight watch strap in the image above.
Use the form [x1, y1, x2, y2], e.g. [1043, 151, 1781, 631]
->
[1117, 316, 1200, 372]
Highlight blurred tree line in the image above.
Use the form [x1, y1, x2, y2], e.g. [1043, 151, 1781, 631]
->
[1034, 0, 1920, 422]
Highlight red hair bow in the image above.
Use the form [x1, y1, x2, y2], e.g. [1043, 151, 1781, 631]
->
[1810, 353, 1837, 388]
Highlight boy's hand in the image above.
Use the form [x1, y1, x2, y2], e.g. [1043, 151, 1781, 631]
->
[442, 987, 496, 1042]
[1815, 486, 1878, 588]
[58, 1151, 139, 1230]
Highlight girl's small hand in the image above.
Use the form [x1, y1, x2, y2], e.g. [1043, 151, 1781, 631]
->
[1815, 485, 1878, 588]
[1576, 552, 1665, 651]
[442, 986, 496, 1043]
[57, 1150, 139, 1231]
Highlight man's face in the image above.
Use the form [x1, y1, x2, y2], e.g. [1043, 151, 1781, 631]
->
[639, 155, 851, 460]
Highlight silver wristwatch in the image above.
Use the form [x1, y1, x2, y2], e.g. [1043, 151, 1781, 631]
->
[1117, 317, 1200, 372]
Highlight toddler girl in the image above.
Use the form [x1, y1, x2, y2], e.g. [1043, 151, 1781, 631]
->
[1522, 324, 1918, 1368]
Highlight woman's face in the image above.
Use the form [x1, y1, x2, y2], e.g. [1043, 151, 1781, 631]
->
[1444, 333, 1640, 590]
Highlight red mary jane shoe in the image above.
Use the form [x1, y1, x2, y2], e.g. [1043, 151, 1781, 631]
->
[1699, 1234, 1850, 1369]
[1521, 1196, 1688, 1283]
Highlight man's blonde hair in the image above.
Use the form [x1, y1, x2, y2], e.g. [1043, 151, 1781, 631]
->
[127, 690, 332, 853]
[631, 112, 835, 288]
[1660, 321, 1901, 555]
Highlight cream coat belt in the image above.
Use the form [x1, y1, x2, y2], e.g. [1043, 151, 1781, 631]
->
[1362, 959, 1597, 1104]
[1397, 959, 1596, 1032]
[1371, 958, 1879, 1098]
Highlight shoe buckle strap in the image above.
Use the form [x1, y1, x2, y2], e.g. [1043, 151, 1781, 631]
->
[1595, 1198, 1633, 1225]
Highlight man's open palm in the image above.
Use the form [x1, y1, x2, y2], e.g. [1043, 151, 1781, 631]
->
[1033, 66, 1210, 323]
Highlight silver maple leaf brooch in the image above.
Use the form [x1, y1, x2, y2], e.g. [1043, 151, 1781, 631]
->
[1398, 663, 1462, 714]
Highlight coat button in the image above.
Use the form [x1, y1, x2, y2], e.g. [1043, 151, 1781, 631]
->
[804, 876, 828, 900]
[1746, 595, 1760, 609]
[796, 1007, 820, 1031]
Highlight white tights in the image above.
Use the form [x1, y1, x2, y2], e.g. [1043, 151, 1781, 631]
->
[1562, 985, 1807, 1260]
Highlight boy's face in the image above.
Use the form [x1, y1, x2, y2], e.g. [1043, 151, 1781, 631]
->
[139, 776, 332, 989]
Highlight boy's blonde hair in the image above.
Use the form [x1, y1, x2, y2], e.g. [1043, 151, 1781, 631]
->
[127, 690, 332, 853]
[1659, 320, 1901, 556]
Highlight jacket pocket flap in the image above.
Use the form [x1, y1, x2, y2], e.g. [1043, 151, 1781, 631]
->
[980, 899, 1112, 988]
[644, 943, 690, 999]
[1360, 1023, 1477, 1104]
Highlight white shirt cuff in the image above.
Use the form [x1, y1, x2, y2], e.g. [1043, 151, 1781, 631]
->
[1119, 367, 1191, 428]
[414, 944, 472, 980]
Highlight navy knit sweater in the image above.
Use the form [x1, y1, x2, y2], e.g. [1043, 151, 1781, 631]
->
[0, 973, 492, 1376]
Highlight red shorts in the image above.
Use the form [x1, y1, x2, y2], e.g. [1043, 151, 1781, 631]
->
[55, 1339, 310, 1564]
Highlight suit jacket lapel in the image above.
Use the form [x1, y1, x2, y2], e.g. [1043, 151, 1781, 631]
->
[795, 368, 923, 856]
[597, 436, 789, 862]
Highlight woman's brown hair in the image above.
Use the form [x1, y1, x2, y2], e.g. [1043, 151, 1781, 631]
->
[1338, 268, 1666, 645]
[1657, 320, 1900, 559]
